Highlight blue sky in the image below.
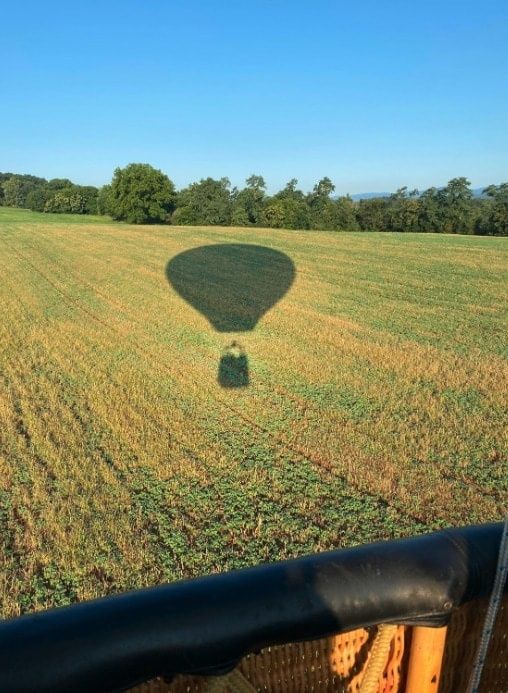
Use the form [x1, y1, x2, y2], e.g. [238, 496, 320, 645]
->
[1, 1, 507, 194]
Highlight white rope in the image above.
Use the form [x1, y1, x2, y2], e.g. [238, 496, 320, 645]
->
[467, 516, 508, 693]
[359, 624, 397, 693]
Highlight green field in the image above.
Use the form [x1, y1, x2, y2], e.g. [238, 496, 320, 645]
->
[0, 207, 506, 617]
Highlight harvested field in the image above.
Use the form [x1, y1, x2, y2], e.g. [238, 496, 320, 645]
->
[0, 207, 506, 616]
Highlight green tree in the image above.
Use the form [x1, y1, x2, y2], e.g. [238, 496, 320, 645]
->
[246, 174, 266, 191]
[262, 196, 310, 230]
[44, 190, 86, 214]
[76, 185, 99, 214]
[437, 177, 474, 234]
[275, 178, 305, 201]
[108, 163, 176, 223]
[97, 185, 113, 215]
[386, 187, 420, 232]
[173, 177, 232, 225]
[262, 179, 310, 229]
[2, 174, 46, 208]
[230, 204, 250, 226]
[356, 197, 389, 231]
[47, 178, 74, 190]
[231, 174, 266, 226]
[261, 199, 286, 228]
[312, 176, 335, 199]
[330, 196, 359, 230]
[307, 177, 337, 229]
[0, 173, 15, 204]
[26, 183, 98, 215]
[476, 184, 508, 236]
[307, 178, 359, 231]
[3, 176, 28, 207]
[418, 187, 441, 232]
[26, 187, 52, 212]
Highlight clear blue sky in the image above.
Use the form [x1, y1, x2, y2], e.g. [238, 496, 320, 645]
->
[1, 1, 507, 194]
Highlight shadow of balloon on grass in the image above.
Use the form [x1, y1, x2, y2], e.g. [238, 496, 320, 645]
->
[166, 244, 296, 388]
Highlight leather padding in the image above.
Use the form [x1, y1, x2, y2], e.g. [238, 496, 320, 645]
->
[0, 522, 503, 692]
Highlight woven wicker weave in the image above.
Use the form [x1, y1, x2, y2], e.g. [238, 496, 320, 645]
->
[130, 599, 507, 692]
[132, 625, 406, 692]
[440, 597, 508, 693]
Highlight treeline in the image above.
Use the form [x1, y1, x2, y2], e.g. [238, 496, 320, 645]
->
[0, 173, 99, 215]
[1, 165, 507, 235]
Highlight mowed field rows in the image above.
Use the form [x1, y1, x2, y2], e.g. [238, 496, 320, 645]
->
[0, 208, 506, 617]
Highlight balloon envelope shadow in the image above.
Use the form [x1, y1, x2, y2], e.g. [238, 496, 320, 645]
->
[166, 244, 296, 388]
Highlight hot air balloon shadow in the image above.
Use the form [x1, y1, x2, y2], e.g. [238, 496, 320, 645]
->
[166, 244, 296, 388]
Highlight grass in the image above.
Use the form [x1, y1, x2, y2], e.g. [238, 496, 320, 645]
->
[0, 205, 506, 617]
[0, 206, 111, 224]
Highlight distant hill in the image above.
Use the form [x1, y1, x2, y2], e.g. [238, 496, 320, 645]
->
[348, 192, 391, 201]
